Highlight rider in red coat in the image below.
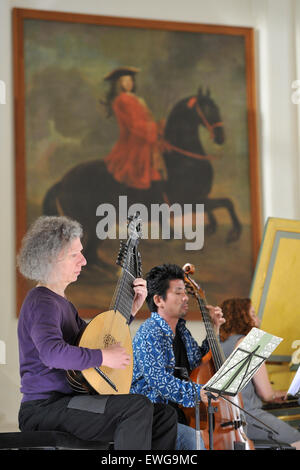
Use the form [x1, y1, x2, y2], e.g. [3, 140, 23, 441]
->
[103, 67, 167, 190]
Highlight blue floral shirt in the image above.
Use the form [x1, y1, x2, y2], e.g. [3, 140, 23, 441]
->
[130, 312, 210, 407]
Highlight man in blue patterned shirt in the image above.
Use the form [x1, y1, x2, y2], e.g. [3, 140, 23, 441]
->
[131, 264, 225, 450]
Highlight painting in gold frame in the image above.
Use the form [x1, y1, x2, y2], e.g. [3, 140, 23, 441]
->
[13, 8, 261, 319]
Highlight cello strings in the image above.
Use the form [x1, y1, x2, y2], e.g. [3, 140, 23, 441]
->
[191, 289, 248, 447]
[198, 296, 224, 370]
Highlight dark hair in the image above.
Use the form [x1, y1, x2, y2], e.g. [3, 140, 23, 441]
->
[146, 263, 185, 312]
[102, 75, 137, 117]
[219, 298, 254, 342]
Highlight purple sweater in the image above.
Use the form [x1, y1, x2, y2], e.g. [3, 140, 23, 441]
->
[18, 287, 103, 402]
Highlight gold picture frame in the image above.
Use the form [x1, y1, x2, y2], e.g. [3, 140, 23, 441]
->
[13, 8, 261, 319]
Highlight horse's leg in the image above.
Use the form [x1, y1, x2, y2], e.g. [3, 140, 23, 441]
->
[205, 209, 218, 236]
[204, 197, 242, 242]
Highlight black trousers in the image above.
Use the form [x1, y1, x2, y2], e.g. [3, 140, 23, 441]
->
[18, 393, 177, 450]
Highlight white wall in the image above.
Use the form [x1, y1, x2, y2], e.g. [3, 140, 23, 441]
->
[0, 0, 299, 430]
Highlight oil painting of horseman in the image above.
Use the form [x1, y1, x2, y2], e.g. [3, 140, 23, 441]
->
[14, 10, 260, 316]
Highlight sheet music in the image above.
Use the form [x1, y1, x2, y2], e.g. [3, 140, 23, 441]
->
[203, 328, 283, 395]
[287, 365, 300, 397]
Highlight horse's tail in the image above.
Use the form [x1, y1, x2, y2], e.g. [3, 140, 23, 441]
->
[42, 182, 64, 216]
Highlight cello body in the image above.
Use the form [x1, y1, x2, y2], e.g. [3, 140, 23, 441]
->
[181, 263, 254, 450]
[183, 352, 254, 450]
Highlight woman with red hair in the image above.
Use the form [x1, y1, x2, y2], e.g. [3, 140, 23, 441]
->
[220, 298, 300, 450]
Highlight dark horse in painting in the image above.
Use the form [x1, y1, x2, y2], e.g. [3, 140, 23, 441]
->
[43, 87, 242, 265]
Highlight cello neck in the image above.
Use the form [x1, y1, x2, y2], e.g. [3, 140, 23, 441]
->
[196, 294, 225, 370]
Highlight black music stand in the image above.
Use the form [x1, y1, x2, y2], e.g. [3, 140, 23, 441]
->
[203, 328, 283, 450]
[204, 328, 282, 397]
[168, 366, 203, 450]
[204, 344, 266, 397]
[184, 372, 202, 450]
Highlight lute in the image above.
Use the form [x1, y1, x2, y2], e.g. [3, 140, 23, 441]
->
[67, 212, 142, 395]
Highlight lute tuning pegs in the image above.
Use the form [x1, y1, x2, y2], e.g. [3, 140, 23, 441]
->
[116, 240, 128, 267]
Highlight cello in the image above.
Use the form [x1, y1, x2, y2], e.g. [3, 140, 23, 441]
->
[181, 263, 254, 450]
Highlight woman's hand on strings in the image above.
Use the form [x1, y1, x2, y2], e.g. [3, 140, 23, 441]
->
[101, 343, 131, 369]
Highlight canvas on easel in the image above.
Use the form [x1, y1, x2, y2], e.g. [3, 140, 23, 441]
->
[250, 217, 300, 390]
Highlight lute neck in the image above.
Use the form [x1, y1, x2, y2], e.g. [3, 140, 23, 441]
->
[110, 239, 141, 323]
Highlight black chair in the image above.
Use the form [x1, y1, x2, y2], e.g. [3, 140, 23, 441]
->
[0, 431, 113, 450]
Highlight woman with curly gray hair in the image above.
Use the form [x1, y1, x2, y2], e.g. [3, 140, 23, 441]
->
[17, 216, 177, 450]
[17, 215, 84, 288]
